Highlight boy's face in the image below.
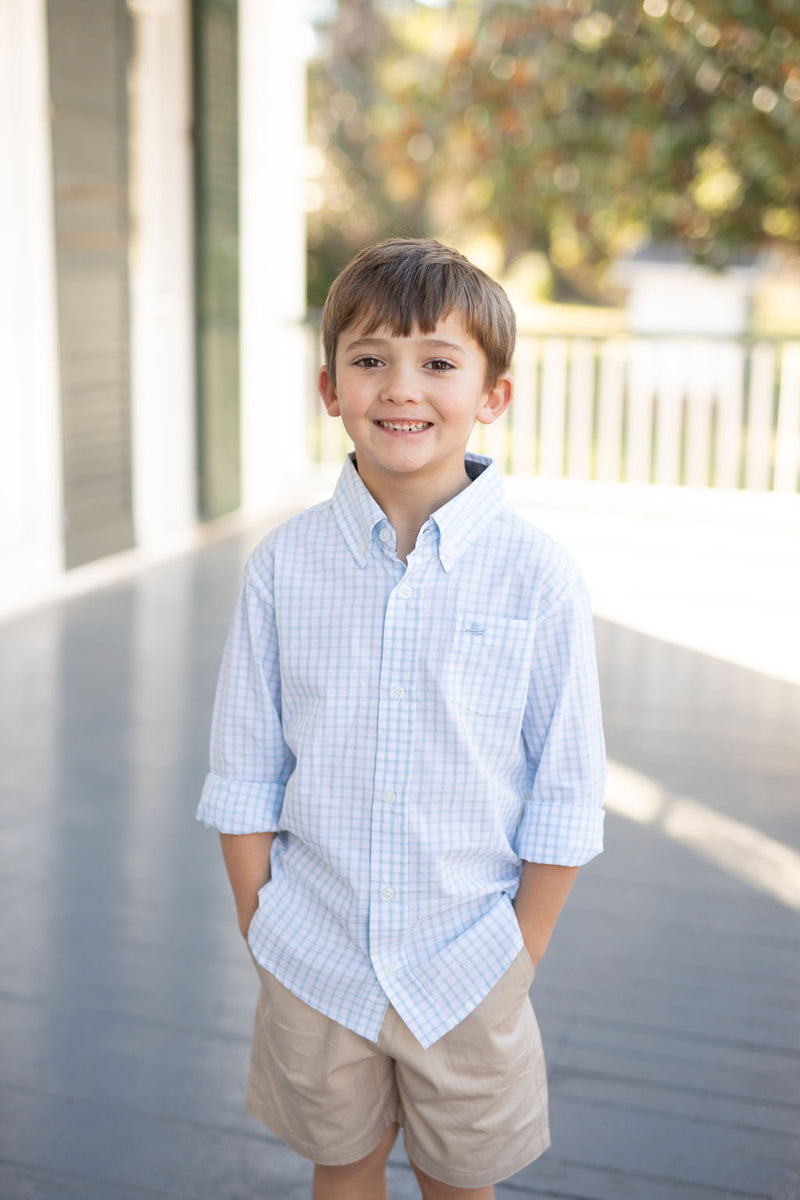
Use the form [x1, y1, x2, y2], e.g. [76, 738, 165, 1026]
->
[318, 312, 512, 502]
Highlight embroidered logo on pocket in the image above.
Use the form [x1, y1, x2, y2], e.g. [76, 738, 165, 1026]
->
[446, 615, 535, 715]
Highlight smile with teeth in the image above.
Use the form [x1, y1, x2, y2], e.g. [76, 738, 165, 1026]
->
[376, 419, 433, 432]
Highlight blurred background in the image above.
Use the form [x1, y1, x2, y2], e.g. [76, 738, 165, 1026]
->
[2, 0, 799, 641]
[1, 3, 799, 1198]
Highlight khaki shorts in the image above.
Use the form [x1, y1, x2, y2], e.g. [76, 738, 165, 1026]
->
[245, 950, 550, 1189]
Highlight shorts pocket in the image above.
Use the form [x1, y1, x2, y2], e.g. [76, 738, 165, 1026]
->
[246, 878, 272, 947]
[518, 944, 536, 984]
[446, 615, 535, 715]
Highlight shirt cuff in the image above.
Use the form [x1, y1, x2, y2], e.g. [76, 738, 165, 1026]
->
[196, 772, 283, 834]
[515, 800, 604, 866]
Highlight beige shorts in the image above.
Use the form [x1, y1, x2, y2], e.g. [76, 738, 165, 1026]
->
[245, 949, 550, 1189]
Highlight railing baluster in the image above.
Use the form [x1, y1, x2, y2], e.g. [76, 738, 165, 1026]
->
[539, 338, 567, 478]
[627, 339, 656, 484]
[510, 338, 537, 477]
[596, 339, 626, 483]
[566, 338, 594, 480]
[745, 342, 775, 491]
[653, 339, 686, 487]
[774, 344, 800, 493]
[714, 342, 745, 489]
[685, 342, 715, 487]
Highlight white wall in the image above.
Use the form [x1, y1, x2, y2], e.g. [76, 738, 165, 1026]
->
[623, 260, 758, 337]
[127, 0, 312, 547]
[238, 0, 309, 516]
[128, 0, 197, 551]
[0, 0, 63, 617]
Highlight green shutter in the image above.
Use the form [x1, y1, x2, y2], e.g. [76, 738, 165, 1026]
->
[192, 0, 241, 520]
[47, 0, 134, 569]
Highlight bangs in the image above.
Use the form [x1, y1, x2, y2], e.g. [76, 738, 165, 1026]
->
[341, 259, 478, 340]
[322, 239, 516, 384]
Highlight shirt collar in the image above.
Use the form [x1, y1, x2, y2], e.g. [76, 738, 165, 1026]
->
[331, 455, 390, 567]
[431, 453, 505, 571]
[331, 453, 505, 571]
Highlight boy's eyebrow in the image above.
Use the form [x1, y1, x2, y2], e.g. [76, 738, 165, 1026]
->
[343, 336, 467, 354]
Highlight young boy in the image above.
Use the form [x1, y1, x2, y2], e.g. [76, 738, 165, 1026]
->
[197, 238, 605, 1200]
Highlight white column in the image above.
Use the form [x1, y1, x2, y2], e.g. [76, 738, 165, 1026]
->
[238, 0, 309, 517]
[0, 0, 64, 618]
[128, 0, 197, 550]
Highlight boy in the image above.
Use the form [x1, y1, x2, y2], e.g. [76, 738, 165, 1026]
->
[197, 238, 605, 1200]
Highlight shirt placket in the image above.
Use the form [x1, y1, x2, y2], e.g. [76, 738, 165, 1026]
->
[369, 532, 427, 999]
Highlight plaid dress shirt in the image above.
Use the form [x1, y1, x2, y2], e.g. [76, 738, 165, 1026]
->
[198, 454, 605, 1047]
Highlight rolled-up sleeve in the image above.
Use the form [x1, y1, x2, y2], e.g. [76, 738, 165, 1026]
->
[516, 574, 605, 866]
[196, 548, 294, 834]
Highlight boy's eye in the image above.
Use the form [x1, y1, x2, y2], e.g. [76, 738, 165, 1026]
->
[353, 356, 383, 369]
[426, 359, 455, 372]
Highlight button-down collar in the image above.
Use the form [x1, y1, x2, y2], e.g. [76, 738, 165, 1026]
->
[331, 455, 386, 567]
[332, 452, 506, 572]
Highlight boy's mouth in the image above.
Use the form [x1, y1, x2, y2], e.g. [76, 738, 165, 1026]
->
[375, 420, 433, 432]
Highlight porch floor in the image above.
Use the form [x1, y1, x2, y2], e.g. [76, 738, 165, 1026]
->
[1, 476, 798, 1199]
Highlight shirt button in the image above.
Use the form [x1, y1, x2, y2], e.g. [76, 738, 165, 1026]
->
[383, 790, 398, 806]
[390, 685, 405, 700]
[380, 886, 397, 901]
[379, 528, 392, 543]
[398, 584, 412, 600]
[356, 541, 367, 555]
[384, 962, 397, 979]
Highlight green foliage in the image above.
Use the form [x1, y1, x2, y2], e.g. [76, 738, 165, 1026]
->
[308, 0, 800, 303]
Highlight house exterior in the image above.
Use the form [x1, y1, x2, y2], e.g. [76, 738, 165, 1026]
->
[0, 0, 308, 617]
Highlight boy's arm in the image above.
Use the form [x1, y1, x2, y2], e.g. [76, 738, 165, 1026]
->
[513, 860, 578, 966]
[199, 551, 291, 941]
[516, 573, 605, 907]
[220, 832, 275, 939]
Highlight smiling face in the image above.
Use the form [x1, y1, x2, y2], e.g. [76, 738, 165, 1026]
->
[318, 312, 512, 507]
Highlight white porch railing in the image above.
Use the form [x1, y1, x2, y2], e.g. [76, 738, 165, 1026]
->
[305, 329, 800, 494]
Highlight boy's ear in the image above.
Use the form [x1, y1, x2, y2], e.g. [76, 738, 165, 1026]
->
[318, 366, 340, 417]
[475, 373, 513, 425]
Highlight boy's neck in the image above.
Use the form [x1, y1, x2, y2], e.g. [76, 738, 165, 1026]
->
[354, 458, 472, 562]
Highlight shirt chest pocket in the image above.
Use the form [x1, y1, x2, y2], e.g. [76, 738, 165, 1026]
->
[445, 615, 535, 716]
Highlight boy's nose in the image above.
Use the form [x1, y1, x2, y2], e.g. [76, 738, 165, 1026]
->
[380, 366, 423, 404]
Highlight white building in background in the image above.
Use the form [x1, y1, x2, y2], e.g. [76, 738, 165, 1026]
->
[0, 0, 308, 618]
[616, 246, 764, 337]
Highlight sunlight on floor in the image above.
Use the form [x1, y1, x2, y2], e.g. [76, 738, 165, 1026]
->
[605, 759, 800, 911]
[506, 478, 800, 687]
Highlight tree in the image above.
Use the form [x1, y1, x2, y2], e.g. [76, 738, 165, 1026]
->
[307, 0, 800, 302]
[306, 0, 441, 305]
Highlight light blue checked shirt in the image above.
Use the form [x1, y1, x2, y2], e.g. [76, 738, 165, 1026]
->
[198, 454, 605, 1048]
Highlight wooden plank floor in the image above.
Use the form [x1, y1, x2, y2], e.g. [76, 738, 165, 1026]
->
[1, 527, 798, 1200]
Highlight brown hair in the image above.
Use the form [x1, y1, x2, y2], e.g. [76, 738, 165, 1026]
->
[321, 238, 516, 386]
